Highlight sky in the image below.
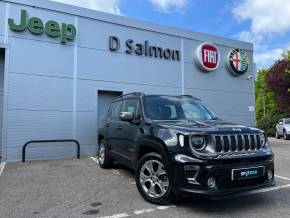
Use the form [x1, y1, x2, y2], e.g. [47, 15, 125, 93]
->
[51, 0, 290, 70]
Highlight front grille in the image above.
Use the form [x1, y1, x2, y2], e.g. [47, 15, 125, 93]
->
[213, 134, 262, 154]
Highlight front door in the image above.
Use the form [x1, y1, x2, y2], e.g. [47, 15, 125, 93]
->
[117, 98, 140, 161]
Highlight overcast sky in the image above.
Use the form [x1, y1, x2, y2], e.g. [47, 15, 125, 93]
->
[51, 0, 290, 70]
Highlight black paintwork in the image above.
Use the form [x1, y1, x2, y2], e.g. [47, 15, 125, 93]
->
[98, 93, 275, 196]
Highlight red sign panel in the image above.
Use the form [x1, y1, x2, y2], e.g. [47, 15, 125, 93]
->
[195, 42, 220, 71]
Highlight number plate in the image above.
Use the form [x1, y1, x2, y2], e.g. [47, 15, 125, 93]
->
[231, 166, 265, 181]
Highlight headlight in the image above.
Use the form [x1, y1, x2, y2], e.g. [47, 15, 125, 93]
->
[191, 135, 206, 151]
[260, 133, 266, 147]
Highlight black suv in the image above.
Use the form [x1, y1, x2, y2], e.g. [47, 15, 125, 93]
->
[98, 93, 275, 204]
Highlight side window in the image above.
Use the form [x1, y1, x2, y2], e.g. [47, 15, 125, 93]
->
[121, 99, 138, 114]
[111, 101, 122, 121]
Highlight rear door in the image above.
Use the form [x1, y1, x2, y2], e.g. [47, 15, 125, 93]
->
[107, 100, 123, 155]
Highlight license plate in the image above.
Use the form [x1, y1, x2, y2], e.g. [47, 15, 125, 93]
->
[231, 166, 265, 181]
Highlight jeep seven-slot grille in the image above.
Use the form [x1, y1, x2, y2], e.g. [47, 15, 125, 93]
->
[214, 134, 262, 153]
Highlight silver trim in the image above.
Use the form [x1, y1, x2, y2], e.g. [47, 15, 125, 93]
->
[174, 154, 205, 163]
[241, 135, 246, 151]
[220, 135, 225, 153]
[234, 135, 239, 152]
[213, 134, 261, 156]
[227, 135, 232, 152]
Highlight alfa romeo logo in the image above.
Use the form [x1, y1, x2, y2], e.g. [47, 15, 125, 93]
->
[227, 49, 249, 76]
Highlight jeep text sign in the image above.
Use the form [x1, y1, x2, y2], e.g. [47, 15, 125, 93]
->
[8, 9, 77, 43]
[195, 42, 220, 71]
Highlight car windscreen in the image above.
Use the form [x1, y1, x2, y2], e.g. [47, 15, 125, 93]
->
[142, 96, 215, 121]
[285, 119, 290, 124]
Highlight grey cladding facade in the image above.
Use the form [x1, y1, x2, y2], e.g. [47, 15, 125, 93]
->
[0, 0, 255, 161]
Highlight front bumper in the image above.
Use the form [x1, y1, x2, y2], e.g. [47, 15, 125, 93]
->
[169, 153, 275, 197]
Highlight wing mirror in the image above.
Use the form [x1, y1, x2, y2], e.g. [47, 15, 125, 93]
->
[120, 112, 134, 122]
[279, 121, 283, 125]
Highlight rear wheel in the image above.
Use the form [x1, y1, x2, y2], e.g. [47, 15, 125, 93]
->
[283, 130, 290, 140]
[98, 139, 113, 168]
[135, 152, 174, 205]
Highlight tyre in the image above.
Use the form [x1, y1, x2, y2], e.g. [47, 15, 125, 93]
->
[275, 131, 280, 139]
[98, 139, 113, 168]
[283, 130, 290, 140]
[135, 152, 174, 205]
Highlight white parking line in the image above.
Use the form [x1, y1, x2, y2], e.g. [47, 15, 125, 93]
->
[111, 169, 120, 175]
[275, 175, 290, 181]
[90, 156, 99, 164]
[98, 205, 176, 218]
[100, 213, 129, 218]
[134, 208, 155, 215]
[0, 162, 6, 177]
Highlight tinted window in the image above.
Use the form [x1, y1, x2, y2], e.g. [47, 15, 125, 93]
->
[111, 101, 122, 120]
[285, 119, 290, 124]
[121, 99, 138, 113]
[143, 96, 215, 121]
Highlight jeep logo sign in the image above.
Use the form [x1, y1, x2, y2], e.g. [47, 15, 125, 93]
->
[195, 42, 220, 71]
[8, 9, 77, 43]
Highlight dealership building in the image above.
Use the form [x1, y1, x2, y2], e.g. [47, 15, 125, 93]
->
[0, 0, 255, 161]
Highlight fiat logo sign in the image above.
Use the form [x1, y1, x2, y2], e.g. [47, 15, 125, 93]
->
[195, 42, 220, 71]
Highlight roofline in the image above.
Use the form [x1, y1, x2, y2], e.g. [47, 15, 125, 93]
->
[114, 93, 200, 100]
[3, 0, 253, 50]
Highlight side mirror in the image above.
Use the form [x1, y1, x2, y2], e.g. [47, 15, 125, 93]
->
[120, 112, 134, 122]
[279, 121, 283, 125]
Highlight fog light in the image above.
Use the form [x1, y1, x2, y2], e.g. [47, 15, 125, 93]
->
[207, 177, 216, 189]
[267, 170, 273, 181]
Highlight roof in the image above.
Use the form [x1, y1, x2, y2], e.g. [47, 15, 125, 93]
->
[3, 0, 253, 50]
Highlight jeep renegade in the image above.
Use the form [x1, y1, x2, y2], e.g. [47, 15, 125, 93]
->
[98, 93, 275, 204]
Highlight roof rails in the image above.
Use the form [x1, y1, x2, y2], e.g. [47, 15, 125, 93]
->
[114, 92, 144, 100]
[181, 95, 200, 100]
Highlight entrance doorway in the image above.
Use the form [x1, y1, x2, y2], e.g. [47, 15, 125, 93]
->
[0, 49, 5, 159]
[97, 90, 122, 129]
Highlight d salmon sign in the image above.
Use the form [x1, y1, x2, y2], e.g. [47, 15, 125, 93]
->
[195, 42, 220, 71]
[227, 49, 249, 76]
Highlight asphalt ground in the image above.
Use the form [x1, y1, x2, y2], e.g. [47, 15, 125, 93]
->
[0, 138, 290, 218]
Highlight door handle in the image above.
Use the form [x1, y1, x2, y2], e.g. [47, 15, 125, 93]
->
[105, 123, 110, 127]
[117, 125, 122, 130]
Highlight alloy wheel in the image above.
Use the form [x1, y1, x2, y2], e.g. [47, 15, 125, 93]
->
[98, 143, 105, 165]
[139, 160, 169, 198]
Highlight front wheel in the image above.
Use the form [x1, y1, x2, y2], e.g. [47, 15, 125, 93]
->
[135, 152, 174, 205]
[98, 139, 113, 168]
[283, 130, 290, 140]
[276, 131, 280, 139]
